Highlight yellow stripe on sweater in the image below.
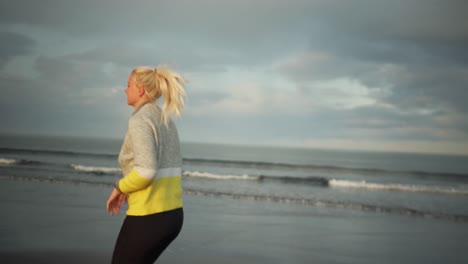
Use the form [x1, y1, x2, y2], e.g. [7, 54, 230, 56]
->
[118, 168, 152, 193]
[126, 175, 183, 216]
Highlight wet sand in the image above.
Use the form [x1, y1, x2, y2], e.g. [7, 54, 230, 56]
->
[0, 179, 467, 264]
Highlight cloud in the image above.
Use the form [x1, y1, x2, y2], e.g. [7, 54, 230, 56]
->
[300, 138, 468, 156]
[0, 52, 131, 138]
[1, 0, 468, 154]
[0, 31, 35, 69]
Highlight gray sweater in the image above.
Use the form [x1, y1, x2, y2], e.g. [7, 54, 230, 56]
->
[117, 102, 183, 215]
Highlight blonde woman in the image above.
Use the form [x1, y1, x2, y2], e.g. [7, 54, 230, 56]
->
[106, 66, 186, 263]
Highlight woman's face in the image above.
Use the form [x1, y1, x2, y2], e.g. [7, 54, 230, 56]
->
[125, 74, 140, 107]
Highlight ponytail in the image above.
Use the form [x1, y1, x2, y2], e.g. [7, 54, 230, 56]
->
[132, 66, 186, 126]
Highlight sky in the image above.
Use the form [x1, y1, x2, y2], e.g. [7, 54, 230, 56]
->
[1, 0, 467, 155]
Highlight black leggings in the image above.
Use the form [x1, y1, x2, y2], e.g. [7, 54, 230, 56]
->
[111, 208, 184, 264]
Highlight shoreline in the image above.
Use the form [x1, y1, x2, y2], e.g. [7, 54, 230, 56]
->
[2, 175, 468, 223]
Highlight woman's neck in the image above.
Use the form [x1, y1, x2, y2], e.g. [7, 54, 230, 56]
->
[133, 97, 151, 110]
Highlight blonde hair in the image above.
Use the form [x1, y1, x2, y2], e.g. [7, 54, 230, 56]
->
[132, 65, 186, 126]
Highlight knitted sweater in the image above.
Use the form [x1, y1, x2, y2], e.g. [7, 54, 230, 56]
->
[116, 102, 183, 216]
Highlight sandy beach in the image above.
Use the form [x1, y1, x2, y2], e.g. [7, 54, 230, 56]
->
[1, 178, 467, 264]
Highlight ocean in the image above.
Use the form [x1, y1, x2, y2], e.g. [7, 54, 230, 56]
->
[1, 133, 468, 222]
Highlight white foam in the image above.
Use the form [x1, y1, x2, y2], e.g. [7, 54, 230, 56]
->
[329, 179, 468, 196]
[183, 171, 259, 180]
[70, 164, 121, 174]
[0, 158, 17, 165]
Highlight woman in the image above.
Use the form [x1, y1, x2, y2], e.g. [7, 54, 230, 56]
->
[106, 66, 186, 264]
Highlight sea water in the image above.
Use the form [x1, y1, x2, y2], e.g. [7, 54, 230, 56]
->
[1, 133, 468, 222]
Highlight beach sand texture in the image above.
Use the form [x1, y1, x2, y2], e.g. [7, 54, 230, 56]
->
[1, 179, 467, 264]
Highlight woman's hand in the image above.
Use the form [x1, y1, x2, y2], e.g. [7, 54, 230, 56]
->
[106, 188, 127, 216]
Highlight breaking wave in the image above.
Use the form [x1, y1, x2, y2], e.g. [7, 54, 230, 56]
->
[183, 171, 259, 180]
[1, 174, 467, 222]
[329, 179, 468, 196]
[70, 164, 121, 175]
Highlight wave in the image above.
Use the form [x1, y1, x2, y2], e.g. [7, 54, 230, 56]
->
[2, 147, 467, 180]
[55, 162, 468, 195]
[1, 174, 467, 222]
[70, 164, 121, 175]
[65, 165, 328, 185]
[261, 175, 329, 186]
[0, 157, 119, 175]
[0, 147, 116, 159]
[0, 158, 44, 166]
[183, 171, 259, 180]
[329, 179, 468, 196]
[0, 158, 17, 165]
[182, 171, 329, 186]
[183, 158, 468, 179]
[184, 171, 468, 196]
[3, 157, 467, 196]
[0, 174, 112, 187]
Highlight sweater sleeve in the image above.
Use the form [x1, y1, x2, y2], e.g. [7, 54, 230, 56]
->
[117, 117, 158, 193]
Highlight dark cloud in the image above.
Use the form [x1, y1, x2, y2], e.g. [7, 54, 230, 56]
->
[0, 53, 129, 137]
[60, 44, 233, 73]
[0, 0, 313, 67]
[381, 65, 468, 113]
[268, 1, 468, 143]
[31, 54, 128, 94]
[1, 0, 467, 152]
[0, 31, 35, 69]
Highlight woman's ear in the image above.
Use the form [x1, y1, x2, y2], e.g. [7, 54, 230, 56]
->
[138, 86, 146, 97]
